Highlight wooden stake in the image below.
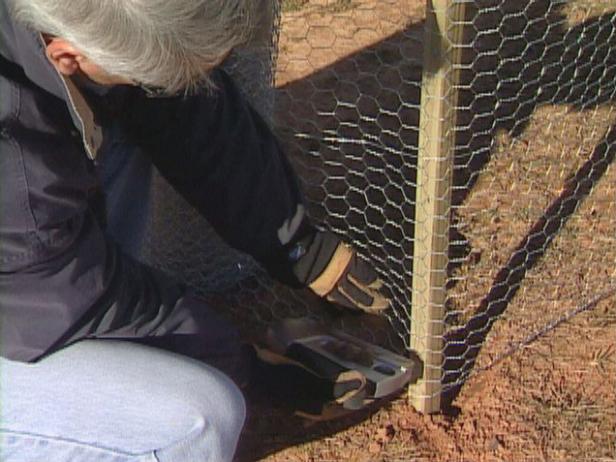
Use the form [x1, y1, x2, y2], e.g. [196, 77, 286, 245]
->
[410, 0, 467, 414]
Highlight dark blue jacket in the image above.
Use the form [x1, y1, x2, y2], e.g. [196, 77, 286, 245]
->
[0, 1, 308, 362]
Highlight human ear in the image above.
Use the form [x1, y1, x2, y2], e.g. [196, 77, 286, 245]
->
[44, 37, 82, 76]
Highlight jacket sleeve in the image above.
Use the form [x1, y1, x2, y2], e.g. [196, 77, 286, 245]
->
[113, 69, 314, 285]
[0, 71, 239, 365]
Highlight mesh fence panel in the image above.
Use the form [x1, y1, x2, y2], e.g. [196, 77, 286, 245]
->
[437, 0, 616, 408]
[142, 0, 616, 411]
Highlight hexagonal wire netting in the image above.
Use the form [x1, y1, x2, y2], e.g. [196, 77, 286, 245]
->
[141, 0, 616, 412]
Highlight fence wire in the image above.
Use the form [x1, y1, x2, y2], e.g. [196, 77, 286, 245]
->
[438, 0, 616, 401]
[141, 0, 616, 410]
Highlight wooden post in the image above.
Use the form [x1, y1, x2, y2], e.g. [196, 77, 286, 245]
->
[409, 0, 467, 414]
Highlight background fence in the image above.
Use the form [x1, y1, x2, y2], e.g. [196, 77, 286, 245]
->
[142, 0, 616, 416]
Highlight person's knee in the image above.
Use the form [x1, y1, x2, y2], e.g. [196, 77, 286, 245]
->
[195, 367, 247, 437]
[112, 344, 247, 459]
[20, 340, 247, 461]
[155, 363, 247, 461]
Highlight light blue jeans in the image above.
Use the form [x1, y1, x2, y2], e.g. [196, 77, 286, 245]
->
[0, 340, 246, 461]
[0, 137, 247, 461]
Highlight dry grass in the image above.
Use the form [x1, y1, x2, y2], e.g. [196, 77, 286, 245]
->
[281, 0, 309, 13]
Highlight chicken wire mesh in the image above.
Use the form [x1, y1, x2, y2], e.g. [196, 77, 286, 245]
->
[435, 0, 616, 410]
[140, 0, 616, 412]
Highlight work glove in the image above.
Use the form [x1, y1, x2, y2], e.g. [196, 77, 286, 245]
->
[246, 318, 423, 421]
[247, 343, 369, 421]
[289, 230, 390, 314]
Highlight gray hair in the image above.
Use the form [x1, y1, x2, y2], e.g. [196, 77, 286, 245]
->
[9, 0, 257, 94]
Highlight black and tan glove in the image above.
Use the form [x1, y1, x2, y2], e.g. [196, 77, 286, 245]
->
[246, 318, 422, 421]
[290, 230, 390, 314]
[247, 343, 369, 421]
[246, 318, 370, 421]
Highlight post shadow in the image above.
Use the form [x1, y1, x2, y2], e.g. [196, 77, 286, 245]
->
[441, 122, 616, 408]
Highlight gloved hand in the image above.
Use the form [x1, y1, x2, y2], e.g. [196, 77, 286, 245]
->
[289, 230, 389, 314]
[245, 318, 422, 421]
[247, 343, 369, 421]
[246, 318, 371, 421]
